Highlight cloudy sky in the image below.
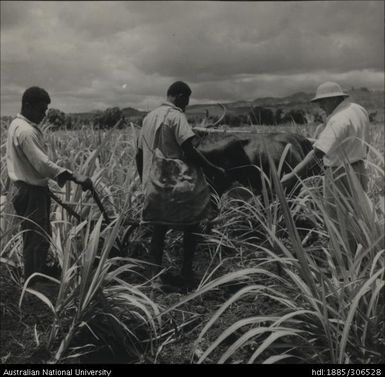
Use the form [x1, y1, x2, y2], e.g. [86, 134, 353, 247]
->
[1, 1, 384, 115]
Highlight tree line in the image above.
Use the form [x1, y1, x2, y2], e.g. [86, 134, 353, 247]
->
[45, 107, 129, 130]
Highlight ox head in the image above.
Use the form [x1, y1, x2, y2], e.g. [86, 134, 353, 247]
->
[199, 137, 255, 196]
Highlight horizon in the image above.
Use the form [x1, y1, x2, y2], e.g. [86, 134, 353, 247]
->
[1, 85, 383, 117]
[1, 1, 384, 116]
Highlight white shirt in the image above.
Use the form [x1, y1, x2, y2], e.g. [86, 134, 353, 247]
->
[6, 114, 68, 187]
[137, 102, 195, 186]
[313, 100, 369, 167]
[313, 123, 326, 140]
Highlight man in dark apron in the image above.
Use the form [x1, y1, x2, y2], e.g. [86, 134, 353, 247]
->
[136, 81, 225, 289]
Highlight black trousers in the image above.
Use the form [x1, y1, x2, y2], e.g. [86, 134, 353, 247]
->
[12, 181, 51, 279]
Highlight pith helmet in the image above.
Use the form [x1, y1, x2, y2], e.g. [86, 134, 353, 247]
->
[311, 82, 349, 102]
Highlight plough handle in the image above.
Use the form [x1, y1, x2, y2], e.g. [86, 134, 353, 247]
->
[49, 191, 83, 222]
[89, 187, 113, 224]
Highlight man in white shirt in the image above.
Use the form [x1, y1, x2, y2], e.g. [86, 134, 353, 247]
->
[6, 87, 92, 281]
[281, 82, 370, 250]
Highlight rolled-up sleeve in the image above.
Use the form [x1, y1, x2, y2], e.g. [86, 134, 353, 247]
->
[174, 113, 195, 146]
[19, 129, 66, 179]
[314, 119, 348, 155]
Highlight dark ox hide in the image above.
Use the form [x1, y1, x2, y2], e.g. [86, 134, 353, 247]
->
[197, 132, 321, 244]
[197, 132, 317, 196]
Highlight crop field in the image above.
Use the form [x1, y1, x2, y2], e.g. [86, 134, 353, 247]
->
[0, 119, 384, 364]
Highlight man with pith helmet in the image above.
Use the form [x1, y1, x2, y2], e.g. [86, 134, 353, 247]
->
[281, 81, 370, 250]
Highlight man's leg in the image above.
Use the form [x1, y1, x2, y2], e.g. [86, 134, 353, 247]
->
[324, 168, 362, 267]
[150, 225, 168, 276]
[21, 220, 50, 279]
[13, 183, 51, 280]
[181, 225, 200, 280]
[352, 160, 368, 192]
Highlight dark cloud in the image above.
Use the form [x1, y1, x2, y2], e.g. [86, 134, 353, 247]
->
[1, 1, 383, 115]
[135, 1, 384, 80]
[0, 1, 32, 30]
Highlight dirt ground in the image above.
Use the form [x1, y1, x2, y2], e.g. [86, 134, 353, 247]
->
[0, 231, 282, 365]
[0, 264, 56, 363]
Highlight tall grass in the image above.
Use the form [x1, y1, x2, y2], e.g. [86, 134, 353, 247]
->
[166, 145, 384, 364]
[1, 120, 161, 362]
[1, 118, 384, 363]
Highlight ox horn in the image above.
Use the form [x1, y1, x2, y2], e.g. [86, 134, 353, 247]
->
[206, 103, 226, 129]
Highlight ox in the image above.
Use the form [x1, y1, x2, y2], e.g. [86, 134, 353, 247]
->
[197, 131, 318, 196]
[196, 131, 321, 244]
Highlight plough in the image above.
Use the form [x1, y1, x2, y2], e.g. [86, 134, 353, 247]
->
[49, 186, 139, 257]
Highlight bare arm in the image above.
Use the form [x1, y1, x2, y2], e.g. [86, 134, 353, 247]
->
[281, 148, 324, 186]
[181, 138, 225, 177]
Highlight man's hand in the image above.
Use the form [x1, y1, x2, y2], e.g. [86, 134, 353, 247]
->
[72, 173, 93, 191]
[56, 170, 73, 187]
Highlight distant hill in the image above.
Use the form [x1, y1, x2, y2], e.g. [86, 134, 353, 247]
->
[186, 88, 384, 120]
[255, 91, 313, 106]
[259, 88, 384, 110]
[3, 88, 381, 124]
[121, 107, 146, 117]
[60, 87, 385, 120]
[68, 111, 97, 120]
[347, 88, 384, 111]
